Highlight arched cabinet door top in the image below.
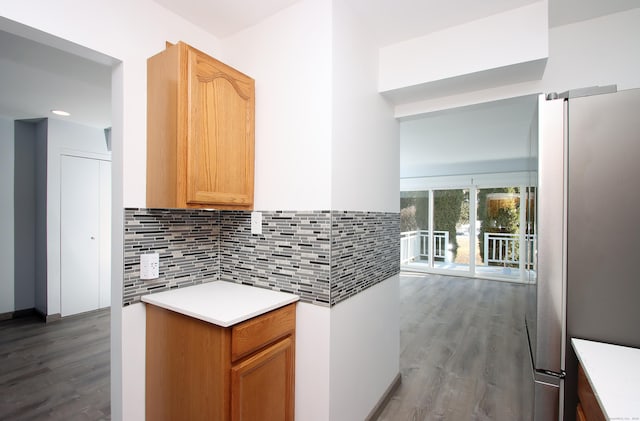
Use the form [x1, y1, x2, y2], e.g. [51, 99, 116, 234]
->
[147, 41, 255, 210]
[188, 47, 253, 101]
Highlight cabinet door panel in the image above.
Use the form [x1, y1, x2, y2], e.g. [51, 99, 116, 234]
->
[186, 49, 254, 207]
[231, 336, 295, 421]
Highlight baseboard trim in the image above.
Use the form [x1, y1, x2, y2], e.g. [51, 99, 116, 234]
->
[365, 372, 402, 421]
[0, 308, 37, 321]
[33, 309, 61, 323]
[42, 312, 62, 323]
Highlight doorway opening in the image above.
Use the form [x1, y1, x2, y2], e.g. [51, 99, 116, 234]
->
[399, 94, 539, 283]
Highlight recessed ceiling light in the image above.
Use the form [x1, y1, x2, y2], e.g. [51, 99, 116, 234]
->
[51, 109, 71, 116]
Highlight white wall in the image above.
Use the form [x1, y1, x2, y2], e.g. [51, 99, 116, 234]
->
[543, 8, 640, 93]
[378, 1, 548, 93]
[222, 0, 333, 212]
[331, 0, 399, 213]
[329, 276, 400, 420]
[223, 2, 335, 419]
[329, 2, 400, 419]
[395, 8, 640, 118]
[0, 116, 15, 314]
[122, 302, 146, 421]
[296, 303, 331, 421]
[226, 2, 401, 419]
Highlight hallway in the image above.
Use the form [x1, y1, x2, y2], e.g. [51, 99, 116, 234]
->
[377, 272, 531, 420]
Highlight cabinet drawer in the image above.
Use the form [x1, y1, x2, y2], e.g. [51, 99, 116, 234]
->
[232, 303, 295, 362]
[577, 363, 606, 421]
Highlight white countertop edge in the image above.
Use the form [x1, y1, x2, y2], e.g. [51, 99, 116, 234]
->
[140, 281, 300, 328]
[143, 296, 299, 327]
[572, 338, 640, 420]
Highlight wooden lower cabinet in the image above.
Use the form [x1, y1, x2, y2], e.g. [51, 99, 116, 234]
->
[231, 336, 295, 421]
[576, 363, 606, 421]
[576, 403, 588, 421]
[146, 303, 296, 421]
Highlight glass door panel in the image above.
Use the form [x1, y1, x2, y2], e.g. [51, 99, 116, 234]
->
[400, 191, 430, 269]
[477, 187, 522, 279]
[433, 189, 470, 272]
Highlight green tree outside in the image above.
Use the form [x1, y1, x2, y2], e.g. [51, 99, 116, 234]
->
[477, 187, 520, 265]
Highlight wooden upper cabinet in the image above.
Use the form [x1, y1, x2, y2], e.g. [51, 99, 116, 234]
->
[147, 41, 255, 209]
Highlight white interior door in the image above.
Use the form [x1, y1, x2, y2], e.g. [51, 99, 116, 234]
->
[61, 155, 101, 316]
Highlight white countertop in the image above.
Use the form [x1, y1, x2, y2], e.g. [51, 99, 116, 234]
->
[572, 338, 640, 421]
[141, 281, 299, 327]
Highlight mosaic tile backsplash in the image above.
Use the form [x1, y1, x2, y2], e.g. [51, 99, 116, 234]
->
[123, 208, 220, 306]
[123, 208, 399, 307]
[331, 212, 400, 305]
[220, 211, 332, 305]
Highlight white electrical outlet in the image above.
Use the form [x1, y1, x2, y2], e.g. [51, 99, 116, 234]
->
[140, 253, 160, 280]
[251, 211, 262, 235]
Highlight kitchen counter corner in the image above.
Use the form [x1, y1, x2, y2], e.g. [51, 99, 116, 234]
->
[140, 281, 299, 327]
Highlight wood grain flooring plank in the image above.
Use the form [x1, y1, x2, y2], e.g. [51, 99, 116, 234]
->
[376, 273, 532, 421]
[0, 309, 110, 420]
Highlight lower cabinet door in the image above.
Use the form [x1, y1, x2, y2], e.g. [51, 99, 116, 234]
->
[577, 403, 587, 421]
[231, 336, 294, 421]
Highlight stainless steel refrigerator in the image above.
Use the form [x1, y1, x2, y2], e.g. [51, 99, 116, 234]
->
[526, 87, 640, 421]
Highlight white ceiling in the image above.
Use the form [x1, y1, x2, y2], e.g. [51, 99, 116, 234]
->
[153, 0, 300, 39]
[400, 95, 538, 177]
[0, 31, 111, 128]
[0, 29, 112, 129]
[152, 0, 640, 44]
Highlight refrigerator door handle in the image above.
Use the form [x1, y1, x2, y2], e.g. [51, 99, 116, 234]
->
[535, 368, 566, 380]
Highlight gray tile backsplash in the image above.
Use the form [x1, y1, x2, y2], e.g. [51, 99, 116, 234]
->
[123, 208, 399, 307]
[331, 211, 400, 305]
[220, 211, 332, 305]
[123, 208, 219, 306]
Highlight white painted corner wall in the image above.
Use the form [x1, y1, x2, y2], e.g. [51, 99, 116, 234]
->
[295, 302, 331, 421]
[378, 1, 548, 93]
[222, 0, 334, 212]
[329, 276, 400, 421]
[331, 0, 399, 213]
[224, 3, 400, 420]
[121, 303, 146, 421]
[394, 8, 640, 118]
[543, 8, 640, 93]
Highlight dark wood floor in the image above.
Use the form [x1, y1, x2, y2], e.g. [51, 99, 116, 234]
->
[0, 309, 110, 420]
[377, 272, 532, 421]
[0, 275, 530, 420]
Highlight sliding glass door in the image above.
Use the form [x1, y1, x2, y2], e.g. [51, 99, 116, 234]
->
[432, 189, 471, 273]
[400, 184, 536, 283]
[400, 191, 429, 267]
[476, 187, 522, 279]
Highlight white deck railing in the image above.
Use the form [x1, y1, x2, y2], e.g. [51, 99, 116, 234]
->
[400, 231, 537, 268]
[400, 230, 449, 264]
[483, 232, 537, 267]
